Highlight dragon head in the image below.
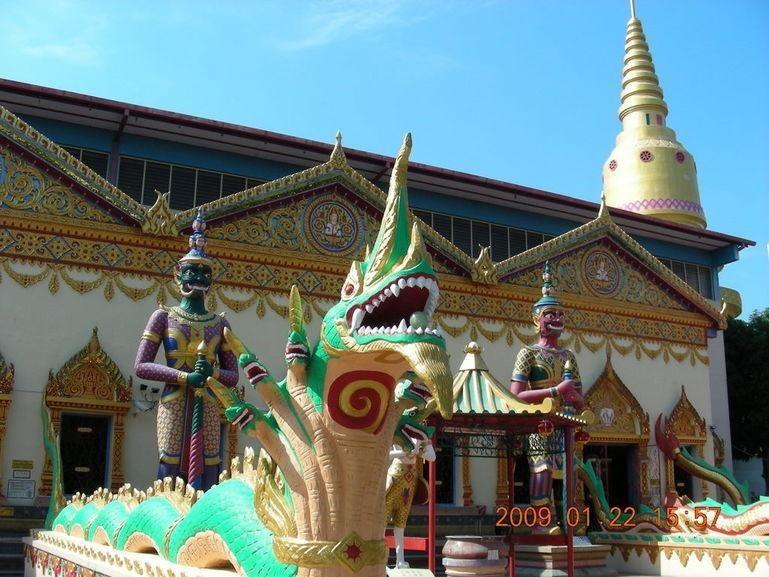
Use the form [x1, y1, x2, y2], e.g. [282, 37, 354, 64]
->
[655, 414, 681, 459]
[320, 134, 453, 418]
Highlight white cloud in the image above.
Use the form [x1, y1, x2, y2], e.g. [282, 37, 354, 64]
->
[278, 0, 409, 51]
[20, 42, 98, 66]
[2, 1, 105, 66]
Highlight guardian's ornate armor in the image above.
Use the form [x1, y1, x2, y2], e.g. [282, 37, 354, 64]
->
[134, 209, 242, 490]
[512, 344, 580, 485]
[136, 307, 238, 485]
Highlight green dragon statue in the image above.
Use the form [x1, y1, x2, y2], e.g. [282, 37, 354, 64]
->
[47, 134, 454, 577]
[577, 452, 769, 536]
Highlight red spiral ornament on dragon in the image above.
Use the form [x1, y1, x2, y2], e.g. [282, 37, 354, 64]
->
[327, 371, 395, 434]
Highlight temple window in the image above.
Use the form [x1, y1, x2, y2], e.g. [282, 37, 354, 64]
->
[116, 155, 265, 206]
[413, 210, 555, 261]
[658, 257, 713, 299]
[62, 146, 110, 178]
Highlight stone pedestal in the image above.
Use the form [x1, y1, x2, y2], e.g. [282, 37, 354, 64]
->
[513, 542, 617, 577]
[442, 535, 508, 577]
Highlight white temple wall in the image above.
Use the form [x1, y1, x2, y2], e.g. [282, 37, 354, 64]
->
[0, 274, 323, 505]
[1, 274, 721, 509]
[708, 331, 733, 469]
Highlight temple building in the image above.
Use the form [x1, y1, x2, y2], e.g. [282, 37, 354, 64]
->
[0, 6, 753, 525]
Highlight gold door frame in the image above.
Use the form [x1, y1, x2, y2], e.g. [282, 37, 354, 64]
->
[41, 328, 131, 497]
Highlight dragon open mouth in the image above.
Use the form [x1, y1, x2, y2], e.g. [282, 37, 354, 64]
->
[345, 274, 441, 337]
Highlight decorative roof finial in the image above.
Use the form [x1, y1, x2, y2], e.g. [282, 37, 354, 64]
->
[630, 0, 636, 19]
[329, 130, 347, 166]
[179, 208, 212, 266]
[533, 260, 562, 313]
[598, 190, 611, 220]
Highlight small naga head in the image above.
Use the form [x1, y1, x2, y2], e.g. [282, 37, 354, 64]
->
[532, 261, 565, 339]
[321, 134, 453, 418]
[176, 208, 213, 298]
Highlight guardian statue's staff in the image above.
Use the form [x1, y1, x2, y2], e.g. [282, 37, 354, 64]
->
[510, 262, 584, 534]
[135, 210, 248, 490]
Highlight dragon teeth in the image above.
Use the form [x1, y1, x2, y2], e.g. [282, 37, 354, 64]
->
[365, 304, 374, 314]
[416, 277, 426, 288]
[407, 277, 416, 287]
[390, 283, 400, 297]
[384, 288, 392, 297]
[398, 319, 407, 332]
[398, 278, 407, 289]
[352, 308, 364, 329]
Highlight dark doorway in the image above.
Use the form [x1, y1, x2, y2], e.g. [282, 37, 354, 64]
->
[583, 443, 637, 508]
[435, 434, 455, 504]
[60, 414, 110, 495]
[512, 452, 530, 504]
[674, 445, 695, 500]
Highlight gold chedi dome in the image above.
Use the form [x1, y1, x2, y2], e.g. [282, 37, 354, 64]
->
[602, 3, 706, 229]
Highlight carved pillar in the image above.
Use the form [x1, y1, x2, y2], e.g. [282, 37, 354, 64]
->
[665, 457, 675, 497]
[0, 398, 11, 499]
[0, 358, 14, 501]
[40, 408, 61, 498]
[496, 448, 508, 508]
[111, 414, 126, 491]
[461, 444, 473, 506]
[639, 441, 650, 504]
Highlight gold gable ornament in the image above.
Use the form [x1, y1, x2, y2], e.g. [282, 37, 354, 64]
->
[41, 327, 132, 497]
[666, 385, 706, 445]
[141, 191, 179, 237]
[582, 350, 652, 504]
[584, 351, 650, 443]
[663, 385, 708, 499]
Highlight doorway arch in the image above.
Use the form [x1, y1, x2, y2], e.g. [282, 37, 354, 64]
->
[41, 328, 131, 498]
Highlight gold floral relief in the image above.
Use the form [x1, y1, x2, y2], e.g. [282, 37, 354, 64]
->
[0, 146, 120, 224]
[584, 353, 650, 441]
[46, 327, 132, 404]
[505, 240, 688, 312]
[666, 385, 706, 443]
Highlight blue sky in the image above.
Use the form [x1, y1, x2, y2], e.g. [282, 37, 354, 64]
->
[1, 0, 767, 318]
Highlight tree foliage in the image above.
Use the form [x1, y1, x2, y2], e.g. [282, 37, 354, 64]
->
[725, 309, 769, 492]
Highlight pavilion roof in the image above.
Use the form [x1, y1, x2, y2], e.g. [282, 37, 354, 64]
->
[442, 342, 591, 430]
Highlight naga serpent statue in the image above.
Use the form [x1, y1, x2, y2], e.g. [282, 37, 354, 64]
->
[45, 134, 454, 577]
[576, 418, 769, 535]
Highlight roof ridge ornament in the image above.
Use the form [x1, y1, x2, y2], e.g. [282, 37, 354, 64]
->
[471, 246, 499, 285]
[142, 191, 179, 237]
[328, 130, 348, 168]
[597, 191, 612, 222]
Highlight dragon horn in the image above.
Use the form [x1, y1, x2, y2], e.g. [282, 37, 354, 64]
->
[364, 133, 413, 284]
[289, 285, 304, 334]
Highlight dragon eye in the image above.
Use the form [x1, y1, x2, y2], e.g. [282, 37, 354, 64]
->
[341, 262, 362, 301]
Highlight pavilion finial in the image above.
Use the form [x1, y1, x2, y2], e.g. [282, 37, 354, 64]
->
[630, 0, 636, 19]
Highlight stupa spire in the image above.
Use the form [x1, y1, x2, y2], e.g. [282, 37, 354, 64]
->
[602, 1, 706, 229]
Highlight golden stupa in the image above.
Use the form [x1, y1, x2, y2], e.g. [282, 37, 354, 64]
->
[602, 1, 706, 229]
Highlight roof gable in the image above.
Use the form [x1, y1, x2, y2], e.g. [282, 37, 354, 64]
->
[0, 106, 144, 225]
[177, 137, 475, 275]
[494, 203, 725, 329]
